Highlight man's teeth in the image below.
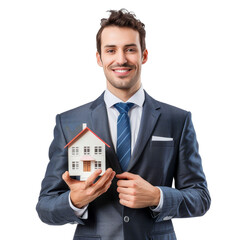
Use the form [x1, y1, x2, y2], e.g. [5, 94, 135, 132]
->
[114, 69, 129, 73]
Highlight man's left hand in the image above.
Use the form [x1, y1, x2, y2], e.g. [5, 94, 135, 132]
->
[116, 172, 160, 208]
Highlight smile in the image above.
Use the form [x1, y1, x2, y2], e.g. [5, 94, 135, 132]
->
[114, 69, 130, 73]
[112, 68, 132, 76]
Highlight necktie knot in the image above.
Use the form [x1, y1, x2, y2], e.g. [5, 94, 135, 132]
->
[114, 102, 134, 114]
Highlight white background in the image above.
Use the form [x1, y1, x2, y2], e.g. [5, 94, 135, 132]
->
[1, 0, 239, 239]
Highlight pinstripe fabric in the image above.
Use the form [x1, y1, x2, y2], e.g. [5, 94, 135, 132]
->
[114, 102, 134, 172]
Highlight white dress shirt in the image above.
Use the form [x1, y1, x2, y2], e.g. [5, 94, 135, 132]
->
[69, 86, 163, 218]
[104, 86, 144, 154]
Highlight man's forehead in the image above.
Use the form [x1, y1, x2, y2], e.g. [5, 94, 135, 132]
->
[101, 26, 140, 47]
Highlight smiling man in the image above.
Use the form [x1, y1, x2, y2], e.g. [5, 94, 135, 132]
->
[96, 26, 148, 101]
[36, 9, 211, 240]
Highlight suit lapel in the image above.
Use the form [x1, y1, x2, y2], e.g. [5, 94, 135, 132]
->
[90, 93, 122, 173]
[127, 91, 161, 171]
[89, 91, 161, 173]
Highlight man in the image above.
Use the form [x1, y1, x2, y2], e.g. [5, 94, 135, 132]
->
[36, 9, 211, 240]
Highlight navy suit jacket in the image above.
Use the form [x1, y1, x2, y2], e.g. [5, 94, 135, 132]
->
[36, 91, 211, 240]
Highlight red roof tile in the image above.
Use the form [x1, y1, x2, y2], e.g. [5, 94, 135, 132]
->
[64, 127, 110, 148]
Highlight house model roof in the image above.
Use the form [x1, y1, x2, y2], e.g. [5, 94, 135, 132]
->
[64, 127, 110, 148]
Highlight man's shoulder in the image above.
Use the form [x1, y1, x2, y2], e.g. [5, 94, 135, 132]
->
[159, 100, 188, 116]
[60, 101, 94, 118]
[59, 92, 105, 118]
[55, 101, 96, 135]
[149, 95, 191, 129]
[146, 92, 189, 117]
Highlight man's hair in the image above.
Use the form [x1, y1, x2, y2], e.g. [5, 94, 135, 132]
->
[96, 9, 146, 56]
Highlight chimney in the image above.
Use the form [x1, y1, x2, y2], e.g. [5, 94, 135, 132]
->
[82, 123, 87, 130]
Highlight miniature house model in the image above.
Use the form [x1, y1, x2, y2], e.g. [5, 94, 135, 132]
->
[65, 124, 110, 181]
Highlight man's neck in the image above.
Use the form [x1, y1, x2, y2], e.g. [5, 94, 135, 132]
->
[106, 83, 141, 102]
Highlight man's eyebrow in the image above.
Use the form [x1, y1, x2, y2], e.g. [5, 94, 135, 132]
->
[104, 45, 116, 48]
[103, 43, 137, 48]
[125, 43, 137, 47]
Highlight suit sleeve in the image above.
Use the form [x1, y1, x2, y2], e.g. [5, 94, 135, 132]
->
[155, 112, 211, 221]
[36, 114, 85, 225]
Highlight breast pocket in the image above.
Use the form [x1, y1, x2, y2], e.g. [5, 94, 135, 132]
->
[151, 140, 174, 147]
[150, 140, 175, 161]
[149, 140, 175, 175]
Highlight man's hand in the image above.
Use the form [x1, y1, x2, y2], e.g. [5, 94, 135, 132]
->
[62, 168, 116, 208]
[116, 172, 160, 208]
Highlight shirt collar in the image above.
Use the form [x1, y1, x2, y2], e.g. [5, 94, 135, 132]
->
[104, 85, 145, 109]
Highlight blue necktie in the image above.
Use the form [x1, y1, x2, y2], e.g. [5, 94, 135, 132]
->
[114, 102, 134, 172]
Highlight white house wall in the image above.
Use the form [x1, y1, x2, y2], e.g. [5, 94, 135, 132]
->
[68, 130, 106, 180]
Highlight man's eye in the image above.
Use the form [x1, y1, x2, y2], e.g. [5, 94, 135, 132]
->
[107, 49, 115, 53]
[127, 48, 136, 52]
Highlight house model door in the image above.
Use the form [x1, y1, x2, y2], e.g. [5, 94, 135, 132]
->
[83, 161, 91, 172]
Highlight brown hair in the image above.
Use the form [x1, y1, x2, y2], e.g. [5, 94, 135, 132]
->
[96, 9, 146, 56]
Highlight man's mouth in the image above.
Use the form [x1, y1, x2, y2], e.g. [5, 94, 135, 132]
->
[112, 68, 132, 76]
[114, 69, 130, 73]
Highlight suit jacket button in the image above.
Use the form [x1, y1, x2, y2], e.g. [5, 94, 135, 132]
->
[124, 216, 130, 223]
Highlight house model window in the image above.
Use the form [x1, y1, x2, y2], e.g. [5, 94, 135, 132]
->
[94, 146, 102, 155]
[65, 123, 110, 181]
[72, 147, 79, 156]
[72, 161, 79, 170]
[84, 146, 90, 155]
[95, 161, 102, 169]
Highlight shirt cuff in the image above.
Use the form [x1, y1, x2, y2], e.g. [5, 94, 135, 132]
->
[150, 187, 164, 212]
[68, 192, 88, 219]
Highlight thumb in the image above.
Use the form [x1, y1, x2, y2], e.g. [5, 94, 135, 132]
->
[62, 171, 77, 187]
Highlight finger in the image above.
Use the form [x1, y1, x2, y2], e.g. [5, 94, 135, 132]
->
[117, 186, 134, 195]
[116, 172, 137, 180]
[119, 193, 133, 201]
[95, 168, 115, 188]
[62, 171, 79, 187]
[119, 198, 131, 208]
[117, 179, 134, 188]
[93, 170, 115, 196]
[85, 169, 102, 187]
[97, 178, 113, 195]
[110, 171, 116, 180]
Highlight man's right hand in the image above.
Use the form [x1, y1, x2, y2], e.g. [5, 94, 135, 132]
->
[62, 168, 116, 208]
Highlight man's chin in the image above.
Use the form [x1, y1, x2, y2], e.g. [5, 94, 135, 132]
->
[106, 75, 140, 91]
[110, 82, 134, 90]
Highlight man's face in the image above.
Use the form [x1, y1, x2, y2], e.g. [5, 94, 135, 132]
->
[96, 26, 148, 92]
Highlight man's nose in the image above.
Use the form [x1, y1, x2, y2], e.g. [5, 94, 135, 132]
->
[116, 50, 127, 65]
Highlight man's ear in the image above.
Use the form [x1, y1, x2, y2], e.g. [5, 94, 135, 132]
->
[96, 52, 103, 67]
[142, 49, 148, 65]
